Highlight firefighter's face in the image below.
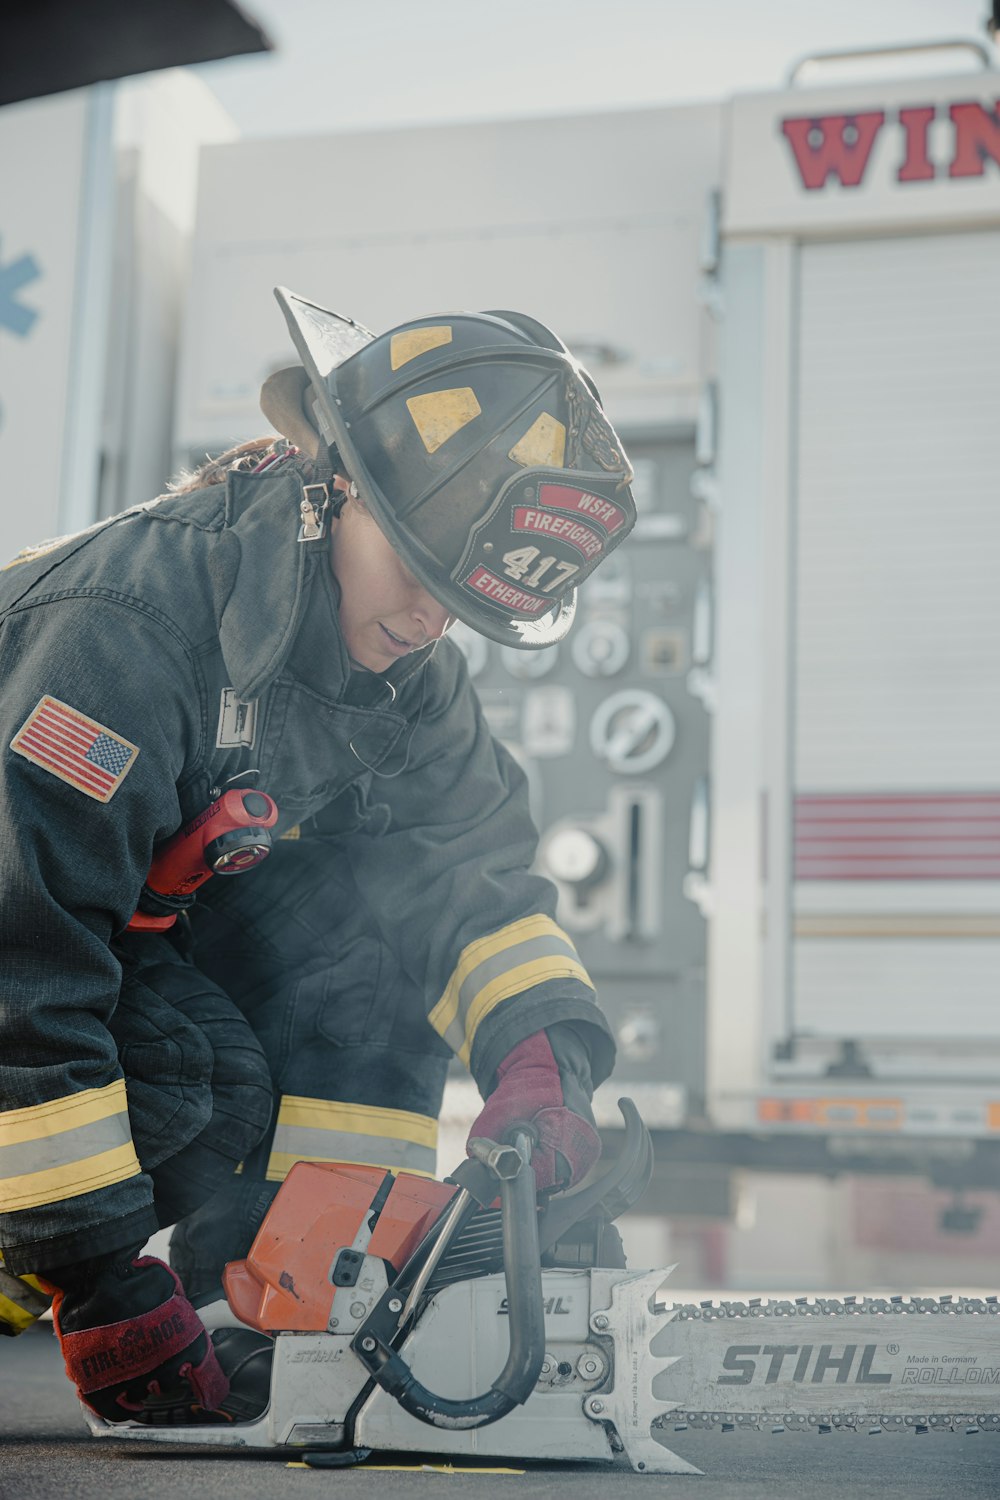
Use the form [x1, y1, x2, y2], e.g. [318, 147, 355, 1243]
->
[330, 492, 455, 671]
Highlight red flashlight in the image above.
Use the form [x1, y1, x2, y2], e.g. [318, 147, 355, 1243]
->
[128, 789, 279, 932]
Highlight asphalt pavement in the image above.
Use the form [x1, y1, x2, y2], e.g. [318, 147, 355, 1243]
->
[2, 1323, 997, 1500]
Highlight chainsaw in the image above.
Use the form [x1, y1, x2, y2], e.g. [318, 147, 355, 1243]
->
[84, 1100, 1000, 1474]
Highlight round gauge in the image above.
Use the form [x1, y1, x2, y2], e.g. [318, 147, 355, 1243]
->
[448, 621, 489, 679]
[500, 643, 559, 680]
[589, 690, 676, 775]
[571, 618, 630, 678]
[542, 827, 607, 887]
[617, 1013, 661, 1063]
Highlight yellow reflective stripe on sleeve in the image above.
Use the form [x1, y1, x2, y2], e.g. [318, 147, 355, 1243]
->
[454, 957, 591, 1068]
[265, 1096, 438, 1183]
[0, 1081, 140, 1211]
[429, 915, 593, 1065]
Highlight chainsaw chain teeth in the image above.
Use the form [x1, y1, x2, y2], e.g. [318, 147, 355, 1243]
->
[658, 1294, 1000, 1436]
[669, 1295, 1000, 1321]
[659, 1412, 1000, 1435]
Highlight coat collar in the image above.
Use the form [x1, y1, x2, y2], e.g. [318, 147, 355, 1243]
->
[215, 464, 324, 702]
[214, 463, 437, 706]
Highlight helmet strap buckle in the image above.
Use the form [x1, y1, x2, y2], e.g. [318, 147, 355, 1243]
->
[298, 483, 331, 542]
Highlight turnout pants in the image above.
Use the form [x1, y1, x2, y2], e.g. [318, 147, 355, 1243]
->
[137, 835, 452, 1295]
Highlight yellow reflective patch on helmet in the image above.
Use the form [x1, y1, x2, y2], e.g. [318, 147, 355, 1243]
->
[391, 326, 453, 370]
[508, 413, 567, 469]
[406, 388, 482, 453]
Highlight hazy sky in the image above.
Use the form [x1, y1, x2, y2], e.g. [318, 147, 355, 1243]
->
[195, 0, 993, 137]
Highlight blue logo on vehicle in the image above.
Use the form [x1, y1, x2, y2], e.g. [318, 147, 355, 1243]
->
[0, 238, 42, 338]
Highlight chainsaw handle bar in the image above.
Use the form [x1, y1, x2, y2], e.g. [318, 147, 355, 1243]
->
[352, 1139, 545, 1430]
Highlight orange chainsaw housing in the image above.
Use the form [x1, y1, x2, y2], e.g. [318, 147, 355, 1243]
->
[223, 1161, 457, 1333]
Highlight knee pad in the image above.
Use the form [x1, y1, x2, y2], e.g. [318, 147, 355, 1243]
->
[109, 976, 216, 1170]
[165, 989, 275, 1150]
[113, 943, 275, 1164]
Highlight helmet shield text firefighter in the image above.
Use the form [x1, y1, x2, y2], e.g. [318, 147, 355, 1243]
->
[275, 287, 635, 648]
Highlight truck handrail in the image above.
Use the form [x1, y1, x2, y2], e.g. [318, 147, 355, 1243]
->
[786, 38, 995, 87]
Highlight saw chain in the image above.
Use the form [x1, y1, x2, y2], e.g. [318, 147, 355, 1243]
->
[653, 1294, 1000, 1437]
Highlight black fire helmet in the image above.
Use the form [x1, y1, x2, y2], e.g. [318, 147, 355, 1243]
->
[275, 286, 635, 649]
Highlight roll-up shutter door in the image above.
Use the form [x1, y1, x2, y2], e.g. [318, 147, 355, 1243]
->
[791, 230, 1000, 1044]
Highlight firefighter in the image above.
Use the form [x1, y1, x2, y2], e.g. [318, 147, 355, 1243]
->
[0, 291, 635, 1423]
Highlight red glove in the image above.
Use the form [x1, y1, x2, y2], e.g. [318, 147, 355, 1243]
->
[468, 1028, 601, 1192]
[45, 1247, 229, 1424]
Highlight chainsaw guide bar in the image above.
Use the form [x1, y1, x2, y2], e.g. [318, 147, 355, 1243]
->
[656, 1295, 1000, 1438]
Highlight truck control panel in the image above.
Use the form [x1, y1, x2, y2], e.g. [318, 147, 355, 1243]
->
[452, 435, 712, 1123]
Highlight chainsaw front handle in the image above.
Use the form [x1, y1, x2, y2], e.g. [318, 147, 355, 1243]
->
[351, 1134, 545, 1430]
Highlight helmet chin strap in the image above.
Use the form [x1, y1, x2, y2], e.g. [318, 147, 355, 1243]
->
[330, 473, 359, 518]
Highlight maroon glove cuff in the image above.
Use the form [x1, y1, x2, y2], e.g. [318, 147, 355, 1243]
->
[469, 1030, 600, 1191]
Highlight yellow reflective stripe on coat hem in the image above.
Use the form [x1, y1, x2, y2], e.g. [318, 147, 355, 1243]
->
[274, 1096, 438, 1148]
[265, 1096, 439, 1184]
[0, 1143, 142, 1211]
[0, 1079, 129, 1147]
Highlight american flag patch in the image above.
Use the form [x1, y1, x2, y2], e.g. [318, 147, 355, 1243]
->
[10, 696, 139, 803]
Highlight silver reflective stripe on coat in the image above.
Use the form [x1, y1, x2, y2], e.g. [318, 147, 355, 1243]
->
[266, 1095, 438, 1182]
[0, 1080, 140, 1211]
